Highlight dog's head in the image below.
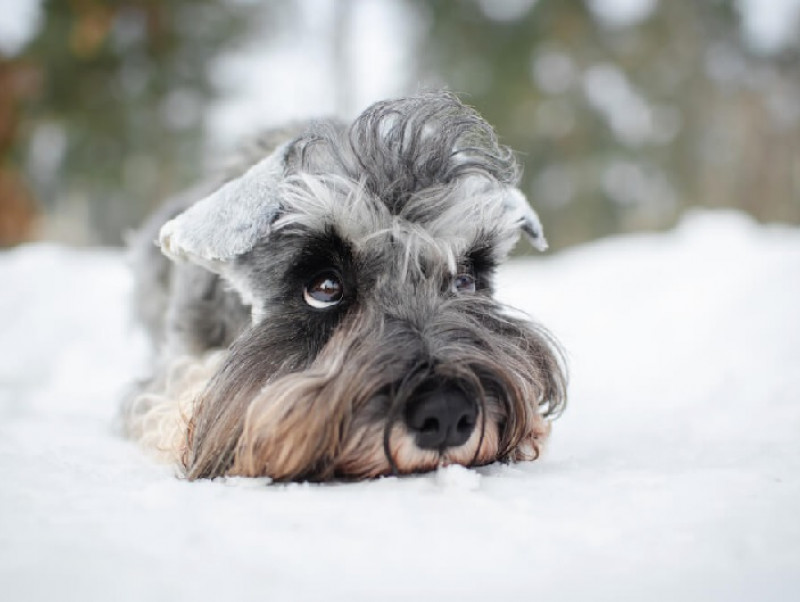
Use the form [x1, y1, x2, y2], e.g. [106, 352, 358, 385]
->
[159, 92, 566, 481]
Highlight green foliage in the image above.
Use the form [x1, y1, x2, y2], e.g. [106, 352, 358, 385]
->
[22, 0, 257, 243]
[12, 0, 800, 248]
[417, 0, 800, 250]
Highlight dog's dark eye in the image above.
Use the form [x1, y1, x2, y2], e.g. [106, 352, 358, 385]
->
[452, 273, 476, 294]
[304, 271, 344, 309]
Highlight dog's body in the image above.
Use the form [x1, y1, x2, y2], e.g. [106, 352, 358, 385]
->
[123, 93, 566, 481]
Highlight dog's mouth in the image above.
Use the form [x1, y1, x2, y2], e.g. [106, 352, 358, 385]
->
[328, 414, 501, 481]
[407, 420, 497, 472]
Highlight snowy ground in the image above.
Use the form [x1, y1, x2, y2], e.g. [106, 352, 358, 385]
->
[1, 210, 799, 601]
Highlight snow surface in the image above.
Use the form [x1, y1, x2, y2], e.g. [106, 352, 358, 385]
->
[1, 210, 799, 601]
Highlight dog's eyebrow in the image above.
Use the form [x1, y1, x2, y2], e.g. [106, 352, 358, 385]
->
[288, 225, 354, 273]
[466, 243, 498, 272]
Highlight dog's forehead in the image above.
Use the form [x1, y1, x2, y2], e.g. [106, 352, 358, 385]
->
[267, 93, 534, 259]
[273, 172, 521, 271]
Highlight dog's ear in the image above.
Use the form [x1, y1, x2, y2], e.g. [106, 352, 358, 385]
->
[504, 187, 548, 251]
[158, 144, 290, 273]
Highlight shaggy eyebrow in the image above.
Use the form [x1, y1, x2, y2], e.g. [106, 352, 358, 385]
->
[466, 240, 498, 271]
[289, 226, 354, 277]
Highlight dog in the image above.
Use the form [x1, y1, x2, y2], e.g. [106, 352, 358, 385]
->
[122, 92, 566, 482]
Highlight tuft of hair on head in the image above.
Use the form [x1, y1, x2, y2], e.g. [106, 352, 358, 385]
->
[294, 91, 520, 212]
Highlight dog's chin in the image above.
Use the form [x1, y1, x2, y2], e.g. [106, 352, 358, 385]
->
[328, 418, 549, 481]
[326, 423, 494, 480]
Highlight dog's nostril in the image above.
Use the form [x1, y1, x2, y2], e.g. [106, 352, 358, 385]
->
[456, 413, 475, 434]
[420, 417, 439, 434]
[405, 383, 477, 451]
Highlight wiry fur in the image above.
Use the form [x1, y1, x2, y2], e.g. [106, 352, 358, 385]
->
[123, 92, 566, 482]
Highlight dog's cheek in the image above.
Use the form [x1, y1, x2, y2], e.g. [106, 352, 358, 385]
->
[248, 307, 344, 372]
[295, 302, 361, 364]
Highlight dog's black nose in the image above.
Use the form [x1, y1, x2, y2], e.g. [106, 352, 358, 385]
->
[405, 383, 477, 451]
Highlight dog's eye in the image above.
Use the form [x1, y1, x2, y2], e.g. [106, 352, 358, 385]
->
[304, 271, 344, 308]
[452, 273, 476, 294]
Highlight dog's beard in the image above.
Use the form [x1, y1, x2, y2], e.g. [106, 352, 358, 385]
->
[173, 298, 565, 482]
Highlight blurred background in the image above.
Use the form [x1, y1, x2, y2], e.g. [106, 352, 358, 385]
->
[1, 0, 798, 251]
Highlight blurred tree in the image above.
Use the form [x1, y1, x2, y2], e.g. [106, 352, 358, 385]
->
[5, 0, 799, 250]
[16, 0, 261, 244]
[416, 0, 800, 250]
[0, 57, 39, 246]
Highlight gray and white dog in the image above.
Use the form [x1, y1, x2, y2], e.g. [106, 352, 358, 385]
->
[123, 92, 566, 481]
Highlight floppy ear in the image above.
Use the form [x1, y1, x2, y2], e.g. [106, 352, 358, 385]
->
[504, 187, 548, 251]
[158, 143, 290, 273]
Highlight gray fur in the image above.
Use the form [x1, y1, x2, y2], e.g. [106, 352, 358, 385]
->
[124, 92, 565, 481]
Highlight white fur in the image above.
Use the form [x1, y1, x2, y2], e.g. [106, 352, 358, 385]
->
[125, 351, 225, 463]
[503, 187, 548, 251]
[158, 143, 290, 271]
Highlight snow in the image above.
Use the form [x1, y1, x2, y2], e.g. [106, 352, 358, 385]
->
[1, 210, 799, 601]
[0, 0, 41, 56]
